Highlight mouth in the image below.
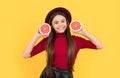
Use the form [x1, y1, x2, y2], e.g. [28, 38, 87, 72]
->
[57, 26, 66, 30]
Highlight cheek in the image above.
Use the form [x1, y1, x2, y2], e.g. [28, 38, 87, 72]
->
[52, 25, 57, 29]
[64, 23, 67, 27]
[63, 22, 67, 25]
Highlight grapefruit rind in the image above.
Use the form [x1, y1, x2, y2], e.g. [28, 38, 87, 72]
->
[70, 20, 82, 32]
[39, 23, 51, 35]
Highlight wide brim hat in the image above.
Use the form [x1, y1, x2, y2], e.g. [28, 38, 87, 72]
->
[45, 7, 72, 24]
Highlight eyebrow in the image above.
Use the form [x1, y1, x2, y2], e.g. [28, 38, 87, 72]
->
[53, 18, 66, 22]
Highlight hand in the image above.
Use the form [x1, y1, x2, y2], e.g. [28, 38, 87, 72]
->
[37, 29, 50, 37]
[37, 23, 51, 37]
[72, 26, 87, 35]
[35, 26, 49, 38]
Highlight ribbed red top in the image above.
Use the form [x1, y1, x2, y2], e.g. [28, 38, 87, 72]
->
[31, 33, 97, 69]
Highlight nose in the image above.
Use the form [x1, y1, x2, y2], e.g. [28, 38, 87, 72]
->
[58, 22, 63, 26]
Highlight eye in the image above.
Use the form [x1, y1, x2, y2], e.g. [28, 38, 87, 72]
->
[61, 20, 65, 23]
[54, 21, 58, 24]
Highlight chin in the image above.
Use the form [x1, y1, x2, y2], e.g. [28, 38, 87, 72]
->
[57, 31, 65, 33]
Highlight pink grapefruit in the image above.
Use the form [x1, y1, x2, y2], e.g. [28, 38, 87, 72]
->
[39, 23, 51, 35]
[70, 20, 82, 32]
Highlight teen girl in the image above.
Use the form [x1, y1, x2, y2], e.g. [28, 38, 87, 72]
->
[23, 7, 104, 78]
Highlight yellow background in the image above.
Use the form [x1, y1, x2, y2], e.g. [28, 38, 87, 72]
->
[0, 0, 119, 78]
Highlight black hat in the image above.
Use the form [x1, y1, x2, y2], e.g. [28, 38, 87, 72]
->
[45, 7, 72, 24]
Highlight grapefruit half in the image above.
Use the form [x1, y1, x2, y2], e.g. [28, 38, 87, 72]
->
[70, 20, 82, 32]
[39, 23, 51, 35]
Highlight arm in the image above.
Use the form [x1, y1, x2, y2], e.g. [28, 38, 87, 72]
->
[74, 27, 104, 49]
[23, 30, 42, 59]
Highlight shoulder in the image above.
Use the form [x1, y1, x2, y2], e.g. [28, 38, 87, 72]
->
[42, 37, 48, 41]
[38, 37, 48, 45]
[72, 35, 89, 43]
[72, 35, 85, 41]
[42, 37, 48, 43]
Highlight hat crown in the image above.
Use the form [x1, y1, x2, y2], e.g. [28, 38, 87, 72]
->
[45, 7, 72, 24]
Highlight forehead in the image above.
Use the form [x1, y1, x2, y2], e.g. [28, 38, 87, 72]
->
[52, 15, 66, 21]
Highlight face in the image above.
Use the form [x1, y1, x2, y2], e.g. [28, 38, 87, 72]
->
[52, 15, 67, 33]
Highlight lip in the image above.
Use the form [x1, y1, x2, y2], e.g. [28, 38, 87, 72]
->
[57, 27, 66, 31]
[57, 26, 66, 29]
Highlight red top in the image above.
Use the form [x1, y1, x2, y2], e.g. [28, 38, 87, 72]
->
[31, 33, 97, 69]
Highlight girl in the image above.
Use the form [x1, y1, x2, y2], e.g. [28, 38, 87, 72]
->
[23, 7, 104, 78]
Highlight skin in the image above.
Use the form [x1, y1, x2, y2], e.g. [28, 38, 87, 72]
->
[51, 15, 67, 33]
[23, 15, 104, 58]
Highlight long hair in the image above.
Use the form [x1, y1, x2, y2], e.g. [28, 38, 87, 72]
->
[46, 11, 76, 77]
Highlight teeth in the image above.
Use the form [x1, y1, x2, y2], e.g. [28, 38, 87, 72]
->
[59, 28, 63, 30]
[58, 29, 64, 30]
[58, 27, 64, 29]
